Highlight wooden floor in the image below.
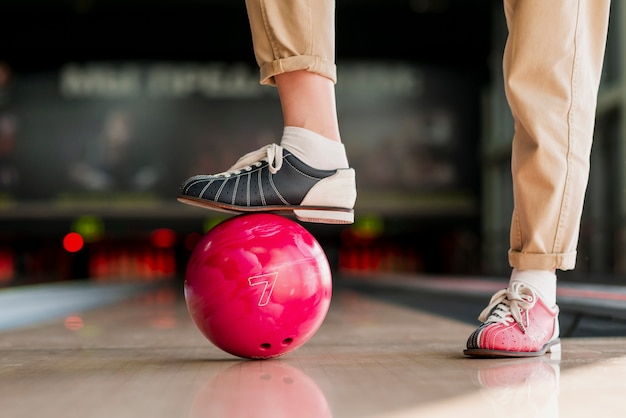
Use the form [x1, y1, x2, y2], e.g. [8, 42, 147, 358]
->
[2, 276, 626, 418]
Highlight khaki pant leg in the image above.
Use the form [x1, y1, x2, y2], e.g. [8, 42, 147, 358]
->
[503, 0, 611, 270]
[245, 0, 337, 86]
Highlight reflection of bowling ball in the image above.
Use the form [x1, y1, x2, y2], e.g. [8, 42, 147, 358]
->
[189, 361, 332, 418]
[184, 213, 332, 359]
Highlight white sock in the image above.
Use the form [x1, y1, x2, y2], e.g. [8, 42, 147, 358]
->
[510, 268, 557, 306]
[280, 126, 349, 170]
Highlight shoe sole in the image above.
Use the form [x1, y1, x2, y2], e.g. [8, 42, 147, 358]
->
[177, 196, 354, 224]
[463, 338, 561, 358]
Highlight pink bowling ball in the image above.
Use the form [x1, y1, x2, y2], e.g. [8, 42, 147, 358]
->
[184, 213, 332, 359]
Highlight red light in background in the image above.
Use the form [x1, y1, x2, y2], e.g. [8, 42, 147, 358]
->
[63, 232, 84, 252]
[151, 228, 176, 248]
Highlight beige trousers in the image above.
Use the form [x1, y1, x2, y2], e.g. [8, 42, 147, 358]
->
[245, 0, 337, 86]
[504, 0, 611, 271]
[245, 0, 611, 272]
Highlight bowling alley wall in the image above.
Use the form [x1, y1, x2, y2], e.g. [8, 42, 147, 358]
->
[0, 1, 491, 286]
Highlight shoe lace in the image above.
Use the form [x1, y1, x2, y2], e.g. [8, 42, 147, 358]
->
[217, 144, 284, 177]
[477, 282, 536, 333]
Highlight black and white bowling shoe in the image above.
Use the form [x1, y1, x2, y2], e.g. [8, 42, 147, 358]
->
[178, 144, 356, 224]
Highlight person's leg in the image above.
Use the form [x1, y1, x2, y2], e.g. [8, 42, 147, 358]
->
[465, 0, 611, 357]
[178, 0, 356, 224]
[275, 70, 341, 143]
[248, 0, 340, 142]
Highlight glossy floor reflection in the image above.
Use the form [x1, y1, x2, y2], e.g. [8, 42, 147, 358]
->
[1, 277, 626, 418]
[189, 361, 332, 418]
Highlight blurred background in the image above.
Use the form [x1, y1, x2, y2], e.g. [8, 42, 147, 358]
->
[0, 0, 623, 288]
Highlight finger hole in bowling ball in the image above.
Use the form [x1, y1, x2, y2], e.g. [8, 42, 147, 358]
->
[282, 338, 294, 346]
[260, 343, 272, 350]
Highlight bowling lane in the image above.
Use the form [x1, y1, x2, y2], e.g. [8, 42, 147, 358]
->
[2, 277, 626, 418]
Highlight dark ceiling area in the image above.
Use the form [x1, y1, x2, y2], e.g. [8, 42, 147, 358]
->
[0, 0, 493, 81]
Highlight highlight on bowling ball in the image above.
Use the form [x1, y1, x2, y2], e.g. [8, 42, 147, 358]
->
[184, 213, 332, 360]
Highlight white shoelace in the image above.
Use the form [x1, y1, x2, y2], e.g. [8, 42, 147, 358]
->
[216, 144, 284, 177]
[477, 282, 536, 333]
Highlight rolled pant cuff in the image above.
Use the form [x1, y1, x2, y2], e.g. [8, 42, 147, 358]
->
[259, 56, 337, 86]
[508, 249, 577, 271]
